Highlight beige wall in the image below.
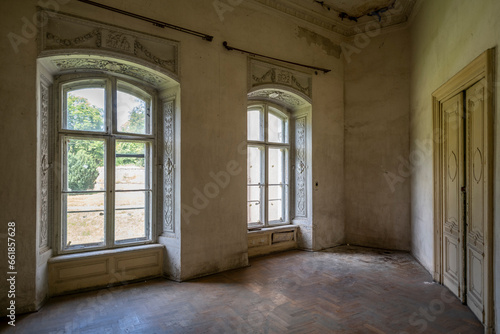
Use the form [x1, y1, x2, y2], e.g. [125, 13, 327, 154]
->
[0, 0, 344, 313]
[410, 0, 500, 330]
[344, 29, 411, 251]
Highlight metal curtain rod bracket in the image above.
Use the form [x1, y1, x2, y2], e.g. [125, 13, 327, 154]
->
[77, 0, 214, 41]
[223, 41, 331, 74]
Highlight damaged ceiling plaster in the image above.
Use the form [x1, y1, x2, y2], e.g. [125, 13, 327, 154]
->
[252, 0, 417, 36]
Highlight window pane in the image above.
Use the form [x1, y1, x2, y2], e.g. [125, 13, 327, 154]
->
[116, 141, 147, 191]
[268, 112, 285, 143]
[65, 88, 105, 132]
[248, 201, 261, 224]
[248, 146, 262, 184]
[248, 185, 261, 202]
[66, 139, 105, 192]
[115, 191, 148, 241]
[118, 91, 148, 134]
[268, 199, 283, 222]
[66, 193, 105, 246]
[268, 185, 283, 201]
[268, 148, 284, 185]
[248, 109, 262, 141]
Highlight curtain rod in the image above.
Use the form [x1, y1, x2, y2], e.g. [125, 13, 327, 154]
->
[77, 0, 213, 42]
[223, 41, 331, 74]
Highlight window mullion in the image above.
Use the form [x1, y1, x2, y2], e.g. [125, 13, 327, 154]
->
[107, 137, 115, 247]
[61, 136, 68, 249]
[264, 145, 268, 227]
[146, 142, 152, 239]
[109, 78, 116, 135]
[282, 147, 288, 224]
[107, 80, 116, 247]
[263, 105, 268, 227]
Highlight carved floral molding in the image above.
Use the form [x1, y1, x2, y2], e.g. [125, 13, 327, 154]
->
[40, 10, 179, 78]
[249, 59, 312, 100]
[39, 81, 50, 250]
[163, 101, 175, 233]
[294, 116, 307, 218]
[51, 58, 167, 87]
[247, 89, 307, 109]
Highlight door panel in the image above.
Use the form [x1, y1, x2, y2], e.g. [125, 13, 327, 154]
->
[465, 79, 487, 322]
[441, 93, 464, 301]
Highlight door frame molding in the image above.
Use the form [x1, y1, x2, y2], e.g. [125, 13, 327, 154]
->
[432, 48, 495, 332]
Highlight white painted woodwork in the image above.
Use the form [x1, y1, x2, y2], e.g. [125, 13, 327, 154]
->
[433, 50, 495, 332]
[441, 93, 465, 301]
[247, 226, 297, 257]
[48, 244, 163, 296]
[465, 79, 489, 323]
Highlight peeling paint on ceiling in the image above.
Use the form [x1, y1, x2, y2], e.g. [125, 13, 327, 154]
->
[320, 0, 396, 18]
[297, 27, 341, 58]
[253, 0, 416, 37]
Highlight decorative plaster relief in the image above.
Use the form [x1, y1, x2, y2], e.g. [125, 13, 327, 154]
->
[39, 82, 50, 250]
[249, 59, 312, 99]
[163, 101, 175, 233]
[51, 58, 166, 87]
[247, 89, 306, 109]
[40, 10, 178, 75]
[294, 116, 307, 218]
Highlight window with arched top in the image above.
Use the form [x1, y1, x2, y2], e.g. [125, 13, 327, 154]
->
[247, 102, 290, 228]
[56, 74, 156, 252]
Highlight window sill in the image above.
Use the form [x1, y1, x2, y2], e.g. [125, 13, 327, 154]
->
[248, 224, 296, 235]
[49, 244, 163, 263]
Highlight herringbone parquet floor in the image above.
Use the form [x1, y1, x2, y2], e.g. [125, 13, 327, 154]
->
[1, 246, 483, 333]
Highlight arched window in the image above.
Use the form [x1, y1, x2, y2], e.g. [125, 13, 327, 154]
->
[56, 74, 156, 252]
[247, 102, 290, 228]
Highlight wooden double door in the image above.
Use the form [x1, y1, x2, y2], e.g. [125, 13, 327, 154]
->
[441, 78, 492, 327]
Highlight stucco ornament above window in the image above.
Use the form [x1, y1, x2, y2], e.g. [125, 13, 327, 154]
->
[38, 10, 179, 81]
[249, 59, 312, 102]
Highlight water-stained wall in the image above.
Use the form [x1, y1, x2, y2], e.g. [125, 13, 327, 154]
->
[344, 29, 411, 251]
[0, 0, 345, 314]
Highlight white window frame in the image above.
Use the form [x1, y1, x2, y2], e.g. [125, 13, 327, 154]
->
[247, 102, 291, 229]
[54, 73, 157, 254]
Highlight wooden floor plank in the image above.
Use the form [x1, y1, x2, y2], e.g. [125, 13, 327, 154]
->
[1, 246, 483, 333]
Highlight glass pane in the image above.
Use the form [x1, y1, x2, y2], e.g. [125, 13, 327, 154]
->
[268, 185, 283, 201]
[66, 139, 105, 192]
[248, 201, 261, 224]
[65, 88, 105, 132]
[247, 185, 261, 202]
[268, 199, 283, 222]
[66, 193, 105, 246]
[117, 91, 148, 134]
[116, 141, 147, 190]
[268, 112, 285, 143]
[248, 109, 262, 141]
[115, 191, 147, 241]
[268, 148, 284, 185]
[248, 146, 262, 184]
